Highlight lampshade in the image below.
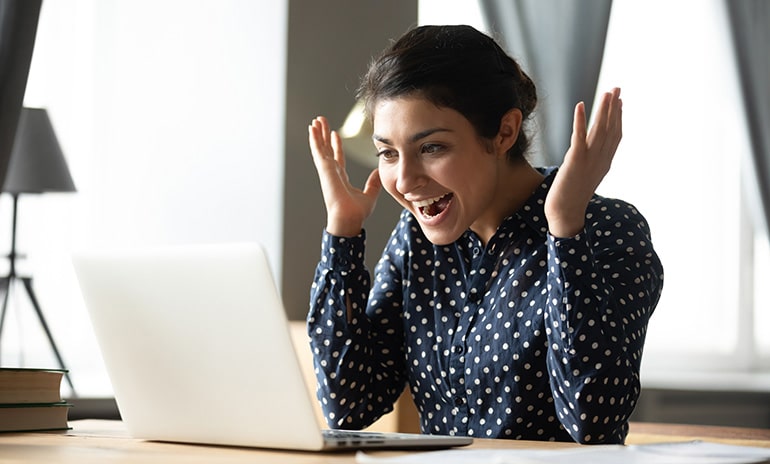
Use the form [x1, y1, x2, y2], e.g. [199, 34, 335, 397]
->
[2, 107, 76, 194]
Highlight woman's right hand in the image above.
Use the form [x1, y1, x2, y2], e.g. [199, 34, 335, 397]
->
[308, 116, 382, 237]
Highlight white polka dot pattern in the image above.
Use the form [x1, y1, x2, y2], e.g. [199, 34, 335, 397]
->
[307, 168, 663, 444]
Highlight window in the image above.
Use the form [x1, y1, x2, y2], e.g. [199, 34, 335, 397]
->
[755, 232, 770, 361]
[420, 0, 769, 373]
[2, 0, 288, 397]
[4, 0, 766, 401]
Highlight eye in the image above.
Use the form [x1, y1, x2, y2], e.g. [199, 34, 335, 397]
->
[421, 143, 444, 155]
[377, 149, 398, 161]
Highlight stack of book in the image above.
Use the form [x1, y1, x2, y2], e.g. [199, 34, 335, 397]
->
[0, 367, 71, 432]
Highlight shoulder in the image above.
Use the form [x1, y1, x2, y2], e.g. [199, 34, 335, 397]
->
[586, 194, 654, 241]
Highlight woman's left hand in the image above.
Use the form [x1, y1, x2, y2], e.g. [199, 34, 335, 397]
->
[545, 87, 623, 238]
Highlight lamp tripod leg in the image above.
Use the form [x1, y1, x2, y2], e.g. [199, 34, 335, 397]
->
[20, 277, 76, 396]
[0, 277, 10, 364]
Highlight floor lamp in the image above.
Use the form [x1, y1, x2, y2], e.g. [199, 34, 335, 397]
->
[0, 107, 76, 394]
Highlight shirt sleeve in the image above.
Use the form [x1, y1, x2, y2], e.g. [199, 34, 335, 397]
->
[544, 199, 664, 444]
[307, 226, 408, 430]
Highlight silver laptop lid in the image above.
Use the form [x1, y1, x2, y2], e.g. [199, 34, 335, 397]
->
[73, 243, 326, 450]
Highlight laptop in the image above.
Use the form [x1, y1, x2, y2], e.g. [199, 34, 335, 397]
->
[72, 242, 472, 451]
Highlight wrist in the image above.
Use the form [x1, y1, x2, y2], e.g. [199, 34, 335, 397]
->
[326, 218, 364, 238]
[547, 216, 585, 238]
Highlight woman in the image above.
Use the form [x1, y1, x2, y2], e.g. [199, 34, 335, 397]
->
[306, 25, 663, 444]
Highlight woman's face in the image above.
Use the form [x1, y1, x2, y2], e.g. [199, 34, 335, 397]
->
[373, 96, 503, 245]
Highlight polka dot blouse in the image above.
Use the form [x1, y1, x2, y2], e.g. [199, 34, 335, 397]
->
[307, 168, 664, 444]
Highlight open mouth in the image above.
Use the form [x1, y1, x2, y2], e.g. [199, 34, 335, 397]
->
[414, 193, 454, 219]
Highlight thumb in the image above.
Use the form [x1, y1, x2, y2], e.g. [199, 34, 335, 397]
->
[363, 168, 382, 198]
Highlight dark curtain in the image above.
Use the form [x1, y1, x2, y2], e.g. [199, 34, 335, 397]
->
[0, 0, 42, 184]
[726, 0, 770, 235]
[479, 0, 612, 167]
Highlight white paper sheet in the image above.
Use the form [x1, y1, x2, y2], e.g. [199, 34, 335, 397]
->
[356, 441, 770, 464]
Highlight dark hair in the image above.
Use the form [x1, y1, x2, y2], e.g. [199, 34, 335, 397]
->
[358, 25, 537, 161]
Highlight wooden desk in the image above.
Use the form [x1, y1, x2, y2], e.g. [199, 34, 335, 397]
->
[1, 420, 768, 463]
[628, 421, 770, 447]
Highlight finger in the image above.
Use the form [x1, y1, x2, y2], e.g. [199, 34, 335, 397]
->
[593, 91, 613, 131]
[595, 89, 622, 158]
[585, 91, 614, 150]
[318, 116, 333, 151]
[308, 122, 330, 163]
[570, 101, 587, 149]
[308, 122, 321, 156]
[606, 87, 623, 141]
[603, 88, 621, 126]
[309, 116, 338, 161]
[599, 89, 623, 164]
[331, 129, 352, 184]
[331, 129, 345, 171]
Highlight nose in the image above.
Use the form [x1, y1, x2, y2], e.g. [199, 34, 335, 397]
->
[395, 155, 427, 195]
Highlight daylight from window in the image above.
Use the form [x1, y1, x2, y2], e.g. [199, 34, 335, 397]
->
[0, 0, 765, 399]
[420, 0, 768, 372]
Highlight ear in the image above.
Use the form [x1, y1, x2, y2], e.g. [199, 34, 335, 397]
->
[495, 108, 523, 158]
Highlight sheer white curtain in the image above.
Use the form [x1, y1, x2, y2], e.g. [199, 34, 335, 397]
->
[725, 1, 770, 365]
[726, 0, 770, 241]
[3, 0, 288, 396]
[419, 0, 769, 375]
[595, 0, 747, 368]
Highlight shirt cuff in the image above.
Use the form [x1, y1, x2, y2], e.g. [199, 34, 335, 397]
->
[547, 231, 596, 278]
[320, 229, 366, 274]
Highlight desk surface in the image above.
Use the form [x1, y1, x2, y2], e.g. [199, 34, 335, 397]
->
[1, 420, 769, 463]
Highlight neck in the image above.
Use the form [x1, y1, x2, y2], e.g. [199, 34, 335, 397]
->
[471, 159, 544, 245]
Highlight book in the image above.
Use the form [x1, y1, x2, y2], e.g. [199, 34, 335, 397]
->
[0, 368, 65, 404]
[0, 368, 70, 432]
[0, 402, 71, 432]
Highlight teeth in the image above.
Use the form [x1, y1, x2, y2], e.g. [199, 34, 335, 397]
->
[413, 194, 447, 208]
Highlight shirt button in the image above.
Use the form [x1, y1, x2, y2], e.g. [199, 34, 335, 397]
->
[454, 345, 464, 354]
[454, 397, 464, 407]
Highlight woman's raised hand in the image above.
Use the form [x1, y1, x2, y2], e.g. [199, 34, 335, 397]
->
[544, 88, 623, 238]
[308, 116, 382, 237]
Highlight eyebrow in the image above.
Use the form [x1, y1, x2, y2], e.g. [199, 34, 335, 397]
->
[372, 127, 453, 145]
